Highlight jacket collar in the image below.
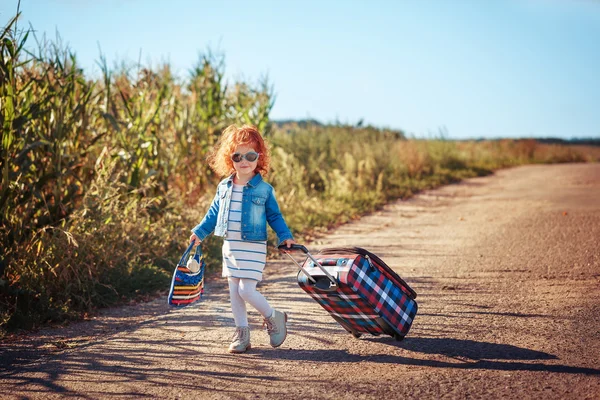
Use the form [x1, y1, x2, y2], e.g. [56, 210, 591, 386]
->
[247, 173, 263, 187]
[226, 173, 263, 187]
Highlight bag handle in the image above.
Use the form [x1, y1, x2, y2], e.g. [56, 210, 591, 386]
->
[178, 241, 201, 267]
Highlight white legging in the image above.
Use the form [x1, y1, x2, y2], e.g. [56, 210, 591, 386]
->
[227, 277, 273, 327]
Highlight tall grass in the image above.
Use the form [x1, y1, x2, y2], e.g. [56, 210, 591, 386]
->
[0, 14, 272, 332]
[1, 14, 596, 335]
[267, 128, 589, 236]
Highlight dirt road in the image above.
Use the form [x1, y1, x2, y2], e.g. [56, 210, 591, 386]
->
[2, 163, 599, 399]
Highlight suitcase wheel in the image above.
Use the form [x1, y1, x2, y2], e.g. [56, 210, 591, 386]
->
[351, 332, 362, 339]
[394, 334, 405, 342]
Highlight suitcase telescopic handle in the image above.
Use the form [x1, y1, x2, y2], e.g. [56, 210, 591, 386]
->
[277, 243, 309, 253]
[278, 244, 338, 289]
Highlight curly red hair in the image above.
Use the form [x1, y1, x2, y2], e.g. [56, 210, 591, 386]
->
[208, 124, 271, 177]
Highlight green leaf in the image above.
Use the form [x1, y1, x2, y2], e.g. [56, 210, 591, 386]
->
[102, 112, 121, 133]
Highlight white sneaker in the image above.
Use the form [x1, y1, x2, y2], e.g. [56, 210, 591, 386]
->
[228, 327, 251, 353]
[263, 309, 288, 348]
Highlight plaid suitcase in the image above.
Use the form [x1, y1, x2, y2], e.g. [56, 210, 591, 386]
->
[280, 244, 418, 340]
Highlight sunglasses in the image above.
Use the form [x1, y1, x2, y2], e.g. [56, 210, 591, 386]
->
[231, 151, 260, 163]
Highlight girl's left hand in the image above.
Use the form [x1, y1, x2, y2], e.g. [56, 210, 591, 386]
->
[281, 239, 296, 248]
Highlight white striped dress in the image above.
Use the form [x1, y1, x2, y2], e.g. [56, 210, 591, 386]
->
[222, 183, 267, 281]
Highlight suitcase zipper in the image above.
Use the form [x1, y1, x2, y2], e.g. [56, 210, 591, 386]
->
[365, 254, 375, 271]
[319, 246, 417, 299]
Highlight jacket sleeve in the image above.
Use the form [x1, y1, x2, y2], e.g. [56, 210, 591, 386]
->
[191, 190, 221, 240]
[265, 188, 294, 245]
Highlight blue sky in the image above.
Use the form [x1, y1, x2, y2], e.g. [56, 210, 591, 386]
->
[2, 0, 599, 139]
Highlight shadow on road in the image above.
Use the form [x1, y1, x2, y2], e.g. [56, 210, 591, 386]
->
[377, 337, 557, 360]
[1, 332, 598, 399]
[255, 336, 600, 376]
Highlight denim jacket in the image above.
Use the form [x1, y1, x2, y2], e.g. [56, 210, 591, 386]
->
[191, 174, 294, 245]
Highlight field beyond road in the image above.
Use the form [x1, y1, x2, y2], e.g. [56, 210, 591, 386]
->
[1, 163, 599, 399]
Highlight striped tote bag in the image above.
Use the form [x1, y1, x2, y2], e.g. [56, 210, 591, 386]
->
[168, 242, 205, 307]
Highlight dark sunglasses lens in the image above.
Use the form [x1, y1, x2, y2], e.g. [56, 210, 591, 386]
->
[232, 152, 258, 162]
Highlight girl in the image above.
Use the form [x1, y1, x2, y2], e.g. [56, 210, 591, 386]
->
[189, 124, 295, 353]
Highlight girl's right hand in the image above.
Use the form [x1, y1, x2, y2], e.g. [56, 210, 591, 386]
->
[189, 234, 202, 246]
